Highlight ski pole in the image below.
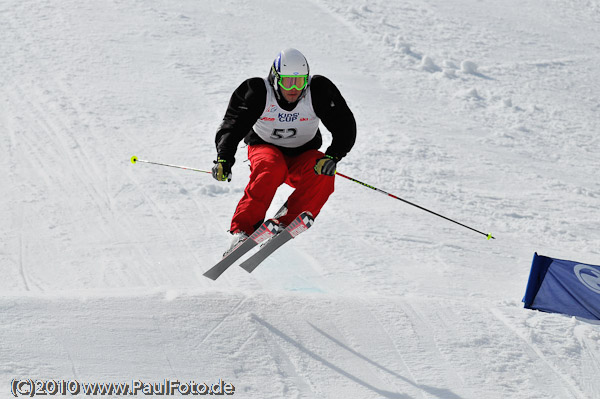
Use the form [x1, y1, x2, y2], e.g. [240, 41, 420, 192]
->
[130, 156, 211, 174]
[335, 171, 495, 240]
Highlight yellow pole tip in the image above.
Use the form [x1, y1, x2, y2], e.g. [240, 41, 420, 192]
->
[131, 156, 138, 164]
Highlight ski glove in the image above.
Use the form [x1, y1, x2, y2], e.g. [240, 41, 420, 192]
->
[212, 157, 232, 182]
[314, 155, 338, 176]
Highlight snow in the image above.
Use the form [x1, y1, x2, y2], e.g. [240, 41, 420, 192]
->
[1, 0, 599, 398]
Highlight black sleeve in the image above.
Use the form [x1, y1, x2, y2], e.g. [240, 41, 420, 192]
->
[215, 78, 266, 163]
[310, 75, 357, 160]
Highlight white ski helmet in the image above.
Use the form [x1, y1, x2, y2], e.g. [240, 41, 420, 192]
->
[269, 48, 310, 101]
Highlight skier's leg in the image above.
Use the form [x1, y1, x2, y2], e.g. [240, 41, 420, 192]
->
[230, 145, 288, 234]
[279, 150, 335, 226]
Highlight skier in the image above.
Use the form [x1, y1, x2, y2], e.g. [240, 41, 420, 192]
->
[212, 48, 357, 253]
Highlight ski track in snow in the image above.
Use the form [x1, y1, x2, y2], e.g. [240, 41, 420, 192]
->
[1, 0, 599, 398]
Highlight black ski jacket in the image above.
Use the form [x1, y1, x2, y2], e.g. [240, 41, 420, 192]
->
[215, 75, 356, 164]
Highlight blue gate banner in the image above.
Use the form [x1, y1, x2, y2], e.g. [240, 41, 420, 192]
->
[523, 253, 600, 320]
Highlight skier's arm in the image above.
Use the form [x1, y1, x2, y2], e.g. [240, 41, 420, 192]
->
[310, 75, 357, 160]
[215, 78, 266, 163]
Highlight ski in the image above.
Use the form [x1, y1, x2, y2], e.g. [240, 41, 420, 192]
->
[203, 219, 279, 280]
[240, 211, 314, 273]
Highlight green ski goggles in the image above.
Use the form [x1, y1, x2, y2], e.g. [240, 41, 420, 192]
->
[277, 75, 308, 91]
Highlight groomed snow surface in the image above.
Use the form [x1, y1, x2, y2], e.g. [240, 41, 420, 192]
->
[2, 0, 599, 398]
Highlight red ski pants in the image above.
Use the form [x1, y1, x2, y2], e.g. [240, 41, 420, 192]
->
[230, 145, 335, 234]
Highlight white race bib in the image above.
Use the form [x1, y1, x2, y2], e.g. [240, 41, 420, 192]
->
[252, 79, 320, 148]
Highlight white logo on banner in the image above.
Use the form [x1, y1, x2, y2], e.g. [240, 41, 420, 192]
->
[574, 264, 600, 294]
